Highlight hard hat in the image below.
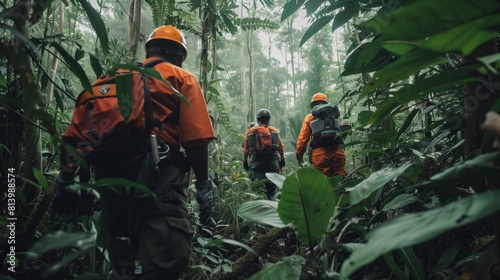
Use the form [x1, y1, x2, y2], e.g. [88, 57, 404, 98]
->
[310, 93, 327, 104]
[256, 108, 271, 120]
[146, 25, 187, 60]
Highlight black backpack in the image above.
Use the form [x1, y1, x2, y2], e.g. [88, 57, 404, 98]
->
[310, 104, 342, 147]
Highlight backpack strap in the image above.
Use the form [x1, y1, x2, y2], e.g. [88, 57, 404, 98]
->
[141, 59, 165, 136]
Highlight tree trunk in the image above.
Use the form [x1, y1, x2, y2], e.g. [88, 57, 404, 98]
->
[10, 1, 44, 214]
[247, 29, 255, 119]
[200, 2, 210, 100]
[47, 1, 64, 103]
[128, 0, 142, 60]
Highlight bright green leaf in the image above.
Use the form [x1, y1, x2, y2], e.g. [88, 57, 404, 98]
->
[278, 167, 336, 245]
[348, 163, 412, 205]
[115, 73, 134, 121]
[77, 0, 109, 54]
[238, 200, 286, 228]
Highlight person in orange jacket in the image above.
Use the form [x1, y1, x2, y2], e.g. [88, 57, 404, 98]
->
[51, 25, 215, 279]
[296, 93, 348, 177]
[243, 109, 285, 199]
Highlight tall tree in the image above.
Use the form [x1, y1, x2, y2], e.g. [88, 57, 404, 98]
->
[128, 0, 142, 60]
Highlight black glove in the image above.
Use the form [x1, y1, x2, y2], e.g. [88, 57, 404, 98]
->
[50, 176, 80, 222]
[243, 161, 250, 171]
[279, 158, 285, 168]
[195, 180, 214, 226]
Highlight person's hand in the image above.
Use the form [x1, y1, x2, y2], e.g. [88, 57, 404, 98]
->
[195, 180, 214, 226]
[296, 155, 304, 167]
[50, 176, 80, 222]
[243, 161, 250, 171]
[279, 158, 285, 168]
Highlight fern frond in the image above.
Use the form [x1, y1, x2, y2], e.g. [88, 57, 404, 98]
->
[235, 17, 280, 31]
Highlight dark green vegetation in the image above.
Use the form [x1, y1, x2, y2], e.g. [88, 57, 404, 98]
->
[1, 0, 500, 279]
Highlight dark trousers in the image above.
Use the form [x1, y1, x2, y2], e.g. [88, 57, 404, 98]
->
[96, 158, 193, 280]
[249, 157, 279, 199]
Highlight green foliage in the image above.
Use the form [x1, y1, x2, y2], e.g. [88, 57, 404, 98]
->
[340, 189, 500, 279]
[145, 0, 176, 27]
[76, 0, 109, 54]
[248, 255, 304, 280]
[278, 167, 336, 245]
[235, 18, 280, 31]
[238, 200, 286, 228]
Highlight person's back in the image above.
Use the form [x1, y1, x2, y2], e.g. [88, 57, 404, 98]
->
[242, 109, 285, 199]
[296, 93, 348, 177]
[51, 25, 215, 280]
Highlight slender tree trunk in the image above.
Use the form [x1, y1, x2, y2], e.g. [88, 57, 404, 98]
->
[128, 0, 142, 60]
[47, 1, 64, 103]
[247, 29, 255, 118]
[10, 0, 44, 217]
[287, 19, 297, 103]
[200, 3, 210, 100]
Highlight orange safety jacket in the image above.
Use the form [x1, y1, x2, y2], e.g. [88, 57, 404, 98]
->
[60, 56, 215, 179]
[296, 113, 346, 177]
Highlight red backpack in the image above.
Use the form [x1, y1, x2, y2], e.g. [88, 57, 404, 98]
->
[63, 59, 164, 164]
[247, 126, 279, 156]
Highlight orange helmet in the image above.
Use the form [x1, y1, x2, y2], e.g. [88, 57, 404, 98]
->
[146, 25, 187, 60]
[310, 93, 327, 106]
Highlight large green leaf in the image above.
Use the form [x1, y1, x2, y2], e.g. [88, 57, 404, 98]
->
[361, 0, 500, 41]
[399, 247, 426, 280]
[348, 163, 412, 205]
[339, 189, 500, 279]
[430, 151, 500, 183]
[248, 255, 304, 280]
[0, 74, 6, 88]
[360, 48, 445, 96]
[368, 66, 478, 125]
[26, 231, 94, 260]
[238, 200, 287, 228]
[281, 0, 307, 21]
[356, 110, 374, 127]
[49, 42, 92, 93]
[415, 14, 500, 56]
[277, 167, 336, 245]
[77, 0, 109, 54]
[115, 73, 134, 121]
[89, 53, 103, 79]
[266, 172, 286, 189]
[300, 15, 333, 46]
[380, 193, 420, 212]
[332, 7, 358, 32]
